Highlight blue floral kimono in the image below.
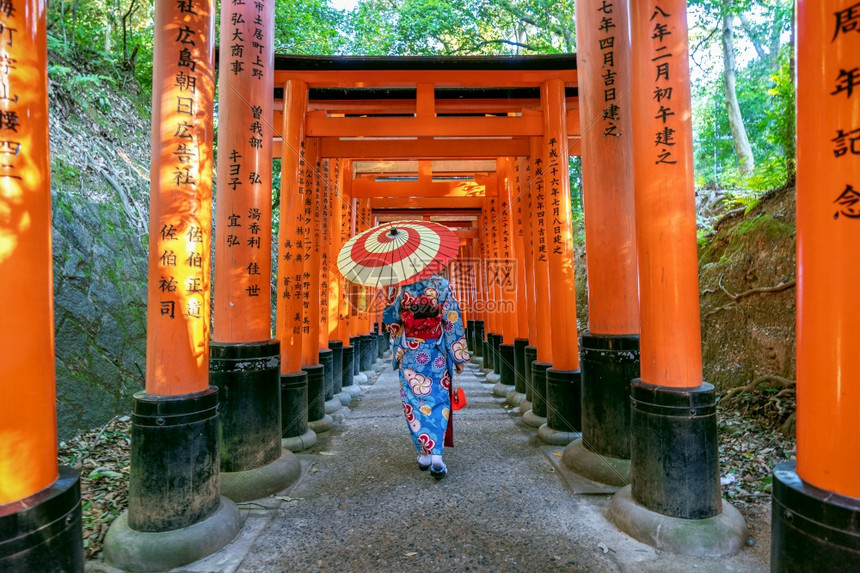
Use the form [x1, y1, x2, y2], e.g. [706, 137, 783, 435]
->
[383, 275, 469, 455]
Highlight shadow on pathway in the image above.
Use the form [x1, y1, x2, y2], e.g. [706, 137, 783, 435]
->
[94, 361, 771, 572]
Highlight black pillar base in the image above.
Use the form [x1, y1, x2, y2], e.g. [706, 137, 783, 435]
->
[483, 337, 494, 370]
[630, 379, 721, 519]
[538, 368, 582, 445]
[350, 334, 368, 386]
[280, 371, 314, 451]
[349, 336, 362, 376]
[513, 338, 529, 394]
[499, 344, 515, 386]
[474, 321, 485, 357]
[128, 387, 220, 532]
[491, 333, 503, 375]
[524, 346, 538, 401]
[104, 389, 242, 573]
[493, 343, 515, 398]
[319, 349, 334, 401]
[580, 333, 640, 460]
[530, 361, 551, 418]
[210, 340, 282, 473]
[303, 364, 326, 424]
[0, 467, 83, 572]
[771, 461, 860, 571]
[341, 346, 357, 390]
[466, 320, 475, 353]
[329, 341, 344, 396]
[376, 332, 385, 359]
[359, 334, 375, 372]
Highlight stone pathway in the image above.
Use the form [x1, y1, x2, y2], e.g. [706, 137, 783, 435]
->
[164, 360, 770, 573]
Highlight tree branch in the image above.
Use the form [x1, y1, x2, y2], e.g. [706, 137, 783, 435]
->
[737, 12, 768, 60]
[496, 0, 570, 46]
[721, 374, 795, 405]
[718, 274, 796, 303]
[465, 38, 537, 52]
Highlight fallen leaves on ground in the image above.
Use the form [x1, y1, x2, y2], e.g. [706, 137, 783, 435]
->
[717, 403, 795, 508]
[57, 415, 131, 560]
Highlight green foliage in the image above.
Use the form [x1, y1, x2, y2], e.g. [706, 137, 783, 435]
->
[345, 0, 575, 56]
[47, 0, 155, 91]
[689, 0, 795, 192]
[724, 190, 761, 214]
[52, 157, 82, 188]
[275, 0, 347, 54]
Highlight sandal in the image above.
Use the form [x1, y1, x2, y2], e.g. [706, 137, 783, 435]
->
[417, 455, 431, 471]
[430, 464, 448, 480]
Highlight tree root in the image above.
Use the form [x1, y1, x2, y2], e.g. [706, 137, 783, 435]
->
[713, 206, 747, 230]
[721, 373, 795, 405]
[718, 274, 796, 302]
[703, 275, 795, 318]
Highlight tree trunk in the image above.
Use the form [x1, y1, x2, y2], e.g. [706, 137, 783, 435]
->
[722, 3, 755, 176]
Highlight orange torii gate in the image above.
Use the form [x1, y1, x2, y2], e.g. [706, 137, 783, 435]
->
[14, 1, 860, 563]
[265, 52, 747, 560]
[269, 56, 590, 469]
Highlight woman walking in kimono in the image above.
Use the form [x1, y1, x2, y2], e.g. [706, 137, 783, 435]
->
[383, 274, 469, 479]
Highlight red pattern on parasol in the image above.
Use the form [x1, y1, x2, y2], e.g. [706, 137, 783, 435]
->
[337, 221, 459, 287]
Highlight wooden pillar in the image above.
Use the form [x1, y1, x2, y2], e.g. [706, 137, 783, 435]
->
[536, 91, 583, 445]
[209, 0, 292, 502]
[144, 0, 216, 397]
[301, 138, 322, 367]
[541, 79, 580, 371]
[212, 0, 274, 343]
[497, 157, 518, 346]
[630, 6, 701, 388]
[319, 158, 331, 351]
[565, 0, 640, 480]
[794, 0, 860, 498]
[0, 0, 57, 505]
[328, 160, 344, 342]
[104, 0, 242, 567]
[0, 2, 83, 566]
[606, 1, 745, 556]
[521, 150, 545, 428]
[275, 80, 308, 374]
[510, 156, 532, 404]
[771, 3, 860, 569]
[530, 137, 554, 366]
[347, 196, 359, 340]
[357, 198, 372, 335]
[479, 199, 496, 371]
[496, 158, 519, 396]
[512, 158, 531, 340]
[577, 0, 639, 337]
[339, 162, 354, 342]
[275, 85, 315, 453]
[486, 195, 500, 341]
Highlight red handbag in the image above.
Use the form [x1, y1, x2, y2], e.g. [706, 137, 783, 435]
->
[452, 387, 467, 410]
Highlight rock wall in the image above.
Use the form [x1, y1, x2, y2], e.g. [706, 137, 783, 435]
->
[49, 71, 151, 439]
[52, 191, 148, 438]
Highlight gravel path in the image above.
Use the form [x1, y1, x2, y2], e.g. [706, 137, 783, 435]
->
[213, 361, 771, 573]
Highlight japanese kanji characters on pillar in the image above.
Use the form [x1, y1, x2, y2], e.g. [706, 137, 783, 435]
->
[564, 0, 639, 487]
[771, 3, 860, 569]
[605, 0, 747, 557]
[146, 0, 216, 395]
[210, 0, 299, 504]
[276, 81, 308, 374]
[104, 0, 242, 568]
[213, 0, 274, 340]
[0, 1, 85, 568]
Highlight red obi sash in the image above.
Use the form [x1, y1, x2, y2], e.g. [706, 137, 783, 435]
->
[400, 292, 443, 340]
